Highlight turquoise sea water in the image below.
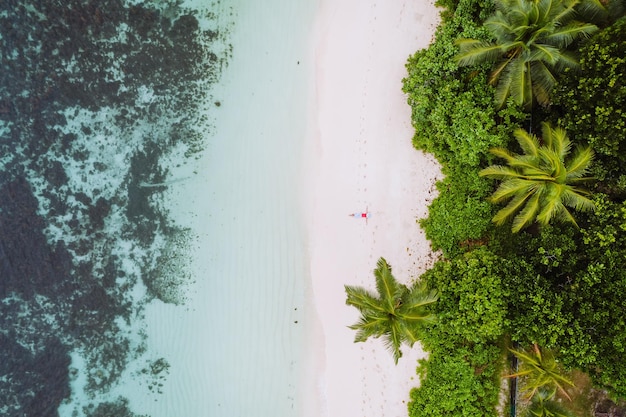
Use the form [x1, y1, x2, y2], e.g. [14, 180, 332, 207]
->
[0, 1, 317, 416]
[126, 1, 319, 416]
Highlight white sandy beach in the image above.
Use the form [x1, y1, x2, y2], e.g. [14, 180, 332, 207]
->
[306, 1, 442, 416]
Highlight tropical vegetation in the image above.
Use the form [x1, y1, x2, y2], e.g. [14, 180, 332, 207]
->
[394, 0, 626, 414]
[508, 345, 575, 400]
[524, 388, 576, 417]
[455, 0, 598, 109]
[345, 257, 438, 364]
[480, 122, 595, 232]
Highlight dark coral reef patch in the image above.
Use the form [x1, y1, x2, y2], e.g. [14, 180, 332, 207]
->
[0, 1, 231, 415]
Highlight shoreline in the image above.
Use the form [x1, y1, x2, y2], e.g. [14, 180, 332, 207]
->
[305, 1, 442, 416]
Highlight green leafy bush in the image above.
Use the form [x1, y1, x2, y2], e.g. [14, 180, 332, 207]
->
[552, 17, 626, 189]
[423, 248, 513, 343]
[403, 0, 525, 169]
[403, 0, 525, 259]
[409, 347, 502, 417]
[566, 194, 626, 396]
[420, 166, 495, 257]
[408, 249, 524, 417]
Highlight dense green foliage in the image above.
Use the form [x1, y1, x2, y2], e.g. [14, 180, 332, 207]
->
[419, 166, 496, 257]
[409, 249, 527, 415]
[402, 0, 526, 169]
[423, 249, 513, 344]
[409, 347, 503, 416]
[403, 0, 626, 413]
[552, 17, 626, 189]
[557, 194, 626, 395]
[345, 257, 438, 364]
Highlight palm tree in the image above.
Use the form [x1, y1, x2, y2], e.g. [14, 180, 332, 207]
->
[345, 257, 438, 364]
[523, 388, 576, 417]
[456, 0, 598, 109]
[480, 122, 594, 232]
[507, 344, 575, 401]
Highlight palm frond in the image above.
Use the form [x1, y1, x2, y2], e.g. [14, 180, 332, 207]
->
[373, 257, 402, 313]
[455, 40, 503, 66]
[541, 147, 568, 182]
[526, 401, 575, 417]
[541, 123, 571, 175]
[540, 121, 556, 149]
[510, 346, 575, 402]
[399, 282, 437, 332]
[528, 25, 551, 45]
[549, 0, 579, 26]
[490, 146, 519, 163]
[512, 192, 542, 232]
[561, 188, 595, 211]
[532, 82, 551, 108]
[544, 22, 598, 47]
[349, 315, 387, 343]
[399, 325, 419, 347]
[536, 0, 558, 26]
[485, 16, 517, 37]
[490, 43, 521, 72]
[384, 321, 404, 364]
[490, 178, 535, 203]
[568, 176, 595, 184]
[492, 157, 554, 179]
[509, 59, 533, 108]
[488, 151, 554, 178]
[510, 346, 541, 365]
[492, 189, 534, 225]
[566, 147, 594, 179]
[493, 68, 514, 107]
[405, 281, 439, 309]
[480, 165, 525, 180]
[345, 285, 382, 312]
[529, 61, 558, 106]
[514, 127, 541, 157]
[535, 187, 562, 225]
[399, 308, 436, 322]
[506, 368, 534, 379]
[524, 388, 576, 417]
[576, 0, 609, 21]
[530, 43, 562, 65]
[552, 50, 580, 70]
[495, 0, 515, 13]
[549, 201, 579, 227]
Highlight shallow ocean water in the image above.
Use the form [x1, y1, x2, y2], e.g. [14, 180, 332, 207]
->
[0, 1, 316, 416]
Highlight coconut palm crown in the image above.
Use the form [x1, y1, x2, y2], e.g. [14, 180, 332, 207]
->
[480, 122, 594, 232]
[507, 344, 575, 401]
[456, 0, 598, 109]
[524, 387, 576, 417]
[345, 257, 438, 364]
